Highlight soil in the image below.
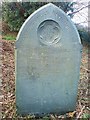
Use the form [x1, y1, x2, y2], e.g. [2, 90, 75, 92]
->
[0, 39, 90, 119]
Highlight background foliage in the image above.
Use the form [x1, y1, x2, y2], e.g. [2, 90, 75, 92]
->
[2, 2, 90, 43]
[2, 2, 75, 31]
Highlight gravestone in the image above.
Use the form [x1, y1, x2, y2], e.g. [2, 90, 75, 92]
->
[16, 3, 82, 115]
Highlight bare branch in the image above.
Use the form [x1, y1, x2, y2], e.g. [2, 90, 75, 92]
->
[76, 106, 85, 119]
[76, 21, 89, 25]
[69, 4, 90, 15]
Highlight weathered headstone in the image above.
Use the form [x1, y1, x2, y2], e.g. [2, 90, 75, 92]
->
[16, 3, 82, 115]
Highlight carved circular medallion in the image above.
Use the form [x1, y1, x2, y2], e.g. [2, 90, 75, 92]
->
[37, 20, 61, 45]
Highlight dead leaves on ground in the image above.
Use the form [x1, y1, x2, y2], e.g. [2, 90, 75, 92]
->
[1, 40, 90, 119]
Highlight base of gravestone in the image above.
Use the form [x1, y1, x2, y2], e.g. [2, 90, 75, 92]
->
[16, 104, 76, 117]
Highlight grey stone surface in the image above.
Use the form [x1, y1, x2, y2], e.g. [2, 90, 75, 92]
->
[16, 3, 82, 115]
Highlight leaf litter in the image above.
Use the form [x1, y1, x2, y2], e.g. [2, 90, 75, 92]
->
[0, 40, 90, 119]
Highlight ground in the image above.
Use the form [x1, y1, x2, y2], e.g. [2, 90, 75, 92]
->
[0, 39, 89, 119]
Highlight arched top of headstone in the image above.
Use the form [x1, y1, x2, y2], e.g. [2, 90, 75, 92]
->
[16, 3, 82, 49]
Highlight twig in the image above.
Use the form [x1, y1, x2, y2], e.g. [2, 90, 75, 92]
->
[81, 65, 90, 73]
[69, 4, 90, 15]
[76, 21, 90, 25]
[86, 107, 90, 111]
[76, 106, 85, 120]
[78, 100, 82, 109]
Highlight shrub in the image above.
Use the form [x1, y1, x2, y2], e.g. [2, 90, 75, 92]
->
[2, 2, 75, 32]
[2, 2, 44, 31]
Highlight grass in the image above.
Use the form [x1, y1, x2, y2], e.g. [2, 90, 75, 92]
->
[2, 34, 16, 40]
[82, 113, 90, 119]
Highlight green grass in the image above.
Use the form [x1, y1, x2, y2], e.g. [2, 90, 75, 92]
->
[82, 113, 90, 119]
[2, 34, 16, 40]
